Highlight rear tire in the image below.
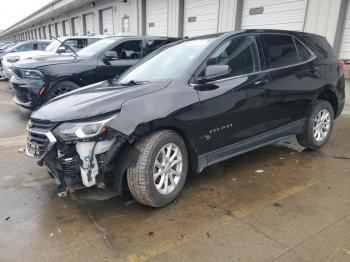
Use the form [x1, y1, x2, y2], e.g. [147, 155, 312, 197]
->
[45, 81, 80, 101]
[297, 100, 334, 150]
[127, 130, 188, 207]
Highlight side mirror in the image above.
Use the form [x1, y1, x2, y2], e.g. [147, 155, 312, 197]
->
[56, 46, 66, 54]
[202, 65, 230, 81]
[103, 51, 118, 62]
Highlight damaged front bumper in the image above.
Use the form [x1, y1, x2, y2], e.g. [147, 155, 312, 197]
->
[26, 119, 131, 193]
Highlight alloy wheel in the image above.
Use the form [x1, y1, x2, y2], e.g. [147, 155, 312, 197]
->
[313, 109, 331, 142]
[153, 143, 183, 195]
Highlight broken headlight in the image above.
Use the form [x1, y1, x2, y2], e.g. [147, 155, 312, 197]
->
[53, 116, 115, 141]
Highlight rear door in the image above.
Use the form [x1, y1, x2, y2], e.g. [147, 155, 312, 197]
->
[97, 40, 143, 81]
[260, 33, 322, 128]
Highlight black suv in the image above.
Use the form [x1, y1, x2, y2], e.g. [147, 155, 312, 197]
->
[26, 29, 345, 207]
[11, 36, 179, 110]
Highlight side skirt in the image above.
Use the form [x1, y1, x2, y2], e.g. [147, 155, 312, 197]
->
[197, 119, 306, 172]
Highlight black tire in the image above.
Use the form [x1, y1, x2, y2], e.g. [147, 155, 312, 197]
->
[297, 100, 334, 150]
[127, 130, 188, 207]
[45, 81, 80, 101]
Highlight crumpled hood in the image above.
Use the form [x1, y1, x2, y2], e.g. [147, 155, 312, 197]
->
[15, 54, 80, 69]
[31, 80, 171, 122]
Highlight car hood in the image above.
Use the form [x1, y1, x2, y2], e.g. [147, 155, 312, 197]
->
[5, 50, 49, 59]
[31, 80, 171, 122]
[15, 54, 80, 69]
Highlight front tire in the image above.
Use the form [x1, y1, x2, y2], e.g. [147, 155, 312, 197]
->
[127, 130, 188, 207]
[297, 100, 334, 150]
[45, 81, 80, 101]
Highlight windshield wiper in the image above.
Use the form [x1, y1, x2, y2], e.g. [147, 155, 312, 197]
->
[50, 36, 79, 57]
[118, 80, 149, 86]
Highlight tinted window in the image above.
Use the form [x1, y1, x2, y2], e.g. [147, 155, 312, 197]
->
[263, 34, 298, 69]
[16, 43, 36, 51]
[302, 35, 335, 58]
[204, 35, 261, 78]
[77, 38, 118, 57]
[112, 40, 142, 59]
[63, 39, 88, 52]
[144, 40, 168, 56]
[295, 39, 311, 62]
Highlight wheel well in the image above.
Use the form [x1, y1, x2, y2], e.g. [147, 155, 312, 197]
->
[317, 90, 338, 117]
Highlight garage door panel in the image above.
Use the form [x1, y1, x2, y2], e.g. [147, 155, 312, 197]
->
[84, 13, 93, 35]
[243, 0, 305, 8]
[184, 0, 219, 37]
[242, 1, 307, 15]
[241, 0, 307, 31]
[246, 22, 304, 31]
[340, 1, 350, 59]
[146, 0, 168, 36]
[101, 8, 114, 35]
[242, 10, 306, 26]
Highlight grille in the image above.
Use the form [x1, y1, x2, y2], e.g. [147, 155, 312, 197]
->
[26, 120, 57, 159]
[29, 119, 55, 130]
[27, 131, 50, 158]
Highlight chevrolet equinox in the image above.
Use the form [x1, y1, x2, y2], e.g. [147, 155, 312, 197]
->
[26, 29, 345, 207]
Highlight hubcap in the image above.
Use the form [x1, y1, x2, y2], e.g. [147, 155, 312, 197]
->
[313, 109, 331, 142]
[153, 143, 183, 195]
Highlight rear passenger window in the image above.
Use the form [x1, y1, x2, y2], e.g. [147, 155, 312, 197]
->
[263, 34, 299, 69]
[295, 39, 312, 62]
[204, 35, 261, 79]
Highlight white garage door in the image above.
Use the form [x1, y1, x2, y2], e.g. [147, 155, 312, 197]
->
[56, 22, 63, 37]
[72, 17, 81, 36]
[339, 1, 350, 59]
[49, 24, 56, 38]
[101, 8, 114, 35]
[241, 0, 308, 31]
[84, 13, 94, 35]
[146, 0, 168, 36]
[62, 20, 70, 36]
[183, 0, 220, 37]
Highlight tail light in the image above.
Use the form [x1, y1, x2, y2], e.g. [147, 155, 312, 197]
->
[338, 60, 345, 74]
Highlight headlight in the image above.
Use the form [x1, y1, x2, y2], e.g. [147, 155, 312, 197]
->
[6, 56, 20, 63]
[53, 116, 115, 141]
[21, 69, 43, 79]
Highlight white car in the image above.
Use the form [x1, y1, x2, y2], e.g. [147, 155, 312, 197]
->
[3, 36, 104, 79]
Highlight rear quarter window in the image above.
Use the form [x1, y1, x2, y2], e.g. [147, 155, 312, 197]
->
[294, 38, 312, 62]
[301, 35, 335, 58]
[262, 34, 299, 69]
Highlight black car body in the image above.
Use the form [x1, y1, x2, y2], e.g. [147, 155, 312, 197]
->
[10, 36, 179, 110]
[26, 29, 345, 207]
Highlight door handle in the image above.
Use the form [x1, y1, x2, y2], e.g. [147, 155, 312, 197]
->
[254, 78, 270, 86]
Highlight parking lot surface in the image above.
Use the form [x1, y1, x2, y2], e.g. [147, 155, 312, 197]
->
[0, 81, 350, 262]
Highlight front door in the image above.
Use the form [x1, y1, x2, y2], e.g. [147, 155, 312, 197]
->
[195, 35, 272, 153]
[97, 40, 143, 81]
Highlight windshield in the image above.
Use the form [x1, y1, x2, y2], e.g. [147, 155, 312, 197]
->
[77, 38, 117, 57]
[45, 39, 61, 52]
[117, 38, 216, 84]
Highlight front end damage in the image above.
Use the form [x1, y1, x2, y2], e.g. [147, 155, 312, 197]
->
[26, 118, 137, 194]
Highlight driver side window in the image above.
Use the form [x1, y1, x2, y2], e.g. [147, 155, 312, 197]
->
[111, 40, 142, 60]
[204, 35, 261, 80]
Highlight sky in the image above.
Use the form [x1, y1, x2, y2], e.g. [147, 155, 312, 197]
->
[0, 0, 53, 31]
